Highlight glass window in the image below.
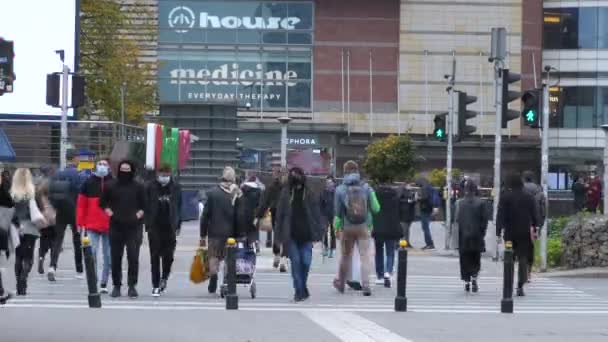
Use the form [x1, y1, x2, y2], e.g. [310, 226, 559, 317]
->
[599, 88, 608, 126]
[577, 87, 596, 128]
[561, 8, 579, 49]
[578, 8, 598, 49]
[552, 87, 605, 128]
[543, 10, 563, 49]
[599, 8, 608, 48]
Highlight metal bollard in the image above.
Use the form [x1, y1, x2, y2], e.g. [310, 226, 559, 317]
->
[82, 236, 101, 308]
[395, 240, 408, 312]
[501, 241, 514, 314]
[225, 238, 238, 310]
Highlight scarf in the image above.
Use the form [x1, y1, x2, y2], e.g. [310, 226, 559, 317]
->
[219, 181, 242, 205]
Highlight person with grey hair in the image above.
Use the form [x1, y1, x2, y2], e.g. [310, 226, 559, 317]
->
[200, 166, 241, 294]
[455, 180, 489, 293]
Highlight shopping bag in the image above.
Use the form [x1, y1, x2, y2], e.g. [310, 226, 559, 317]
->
[258, 211, 273, 232]
[190, 248, 209, 284]
[29, 198, 48, 229]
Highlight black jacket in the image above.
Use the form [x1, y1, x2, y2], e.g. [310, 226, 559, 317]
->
[256, 179, 281, 218]
[399, 187, 416, 223]
[372, 185, 402, 240]
[200, 185, 238, 240]
[275, 185, 322, 244]
[100, 178, 145, 225]
[456, 196, 489, 252]
[497, 189, 538, 242]
[145, 180, 182, 233]
[320, 187, 335, 219]
[238, 182, 263, 237]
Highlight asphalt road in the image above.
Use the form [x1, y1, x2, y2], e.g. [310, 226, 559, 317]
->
[1, 221, 608, 342]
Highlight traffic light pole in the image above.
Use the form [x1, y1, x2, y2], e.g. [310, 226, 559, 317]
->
[60, 63, 70, 170]
[444, 57, 456, 250]
[492, 67, 503, 258]
[540, 82, 550, 272]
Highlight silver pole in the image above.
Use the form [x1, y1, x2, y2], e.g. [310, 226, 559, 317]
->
[121, 82, 126, 139]
[445, 55, 455, 250]
[60, 63, 70, 170]
[260, 47, 264, 120]
[369, 49, 373, 137]
[341, 49, 345, 124]
[540, 81, 550, 272]
[492, 66, 503, 254]
[479, 52, 484, 138]
[278, 117, 291, 168]
[603, 128, 608, 216]
[425, 50, 429, 136]
[285, 49, 289, 118]
[347, 50, 351, 136]
[397, 49, 401, 135]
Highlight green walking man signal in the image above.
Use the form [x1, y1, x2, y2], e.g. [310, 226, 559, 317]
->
[521, 89, 541, 128]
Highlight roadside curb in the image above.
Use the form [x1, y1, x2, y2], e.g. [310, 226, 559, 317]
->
[541, 267, 608, 279]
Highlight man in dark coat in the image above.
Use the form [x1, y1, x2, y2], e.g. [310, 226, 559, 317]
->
[256, 168, 288, 271]
[455, 181, 488, 293]
[399, 184, 417, 247]
[572, 175, 586, 212]
[200, 167, 240, 294]
[240, 175, 263, 250]
[275, 167, 322, 302]
[497, 173, 539, 296]
[320, 176, 336, 258]
[100, 160, 146, 299]
[145, 164, 182, 297]
[372, 183, 403, 288]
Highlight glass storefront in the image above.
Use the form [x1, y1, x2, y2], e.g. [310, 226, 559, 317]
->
[157, 0, 313, 110]
[544, 7, 608, 49]
[549, 86, 608, 128]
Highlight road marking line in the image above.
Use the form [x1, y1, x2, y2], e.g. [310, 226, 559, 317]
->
[304, 311, 413, 342]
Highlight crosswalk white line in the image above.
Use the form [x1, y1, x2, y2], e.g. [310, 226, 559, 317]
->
[304, 311, 413, 342]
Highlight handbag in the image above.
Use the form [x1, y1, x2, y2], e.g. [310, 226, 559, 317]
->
[190, 248, 209, 284]
[29, 198, 48, 229]
[41, 197, 56, 227]
[258, 210, 273, 232]
[0, 206, 14, 232]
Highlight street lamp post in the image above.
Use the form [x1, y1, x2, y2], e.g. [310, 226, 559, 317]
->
[601, 125, 608, 216]
[278, 117, 292, 169]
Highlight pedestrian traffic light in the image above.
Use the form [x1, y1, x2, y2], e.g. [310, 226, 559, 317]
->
[433, 113, 447, 141]
[457, 91, 477, 140]
[521, 89, 541, 128]
[0, 38, 15, 95]
[501, 69, 521, 129]
[71, 75, 86, 108]
[46, 73, 60, 107]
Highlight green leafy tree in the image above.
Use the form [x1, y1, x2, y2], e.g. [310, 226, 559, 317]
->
[80, 0, 156, 124]
[428, 168, 462, 188]
[363, 135, 418, 183]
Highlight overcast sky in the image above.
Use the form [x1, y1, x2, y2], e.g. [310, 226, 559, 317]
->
[0, 0, 75, 116]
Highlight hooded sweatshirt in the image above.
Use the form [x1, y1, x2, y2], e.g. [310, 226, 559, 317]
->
[76, 173, 113, 233]
[99, 160, 145, 225]
[333, 173, 380, 231]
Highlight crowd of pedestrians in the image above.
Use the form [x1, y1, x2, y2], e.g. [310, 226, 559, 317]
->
[0, 154, 547, 305]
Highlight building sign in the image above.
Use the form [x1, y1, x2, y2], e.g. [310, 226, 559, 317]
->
[159, 1, 314, 45]
[286, 135, 319, 146]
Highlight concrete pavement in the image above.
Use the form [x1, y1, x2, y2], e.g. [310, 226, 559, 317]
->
[1, 221, 608, 341]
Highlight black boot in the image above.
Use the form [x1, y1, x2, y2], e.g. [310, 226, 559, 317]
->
[517, 287, 525, 297]
[471, 278, 479, 293]
[16, 280, 26, 296]
[208, 275, 218, 294]
[465, 282, 471, 292]
[38, 257, 44, 275]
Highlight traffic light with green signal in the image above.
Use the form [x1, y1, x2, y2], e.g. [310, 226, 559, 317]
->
[433, 113, 447, 141]
[521, 89, 541, 128]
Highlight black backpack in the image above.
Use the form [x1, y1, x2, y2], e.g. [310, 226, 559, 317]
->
[48, 176, 77, 214]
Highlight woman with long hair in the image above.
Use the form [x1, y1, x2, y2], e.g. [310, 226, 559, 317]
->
[11, 168, 43, 296]
[36, 177, 57, 278]
[0, 169, 14, 304]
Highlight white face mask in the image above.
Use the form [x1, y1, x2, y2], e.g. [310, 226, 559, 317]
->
[96, 164, 109, 177]
[158, 175, 170, 185]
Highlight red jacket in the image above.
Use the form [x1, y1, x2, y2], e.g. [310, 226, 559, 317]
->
[76, 174, 112, 233]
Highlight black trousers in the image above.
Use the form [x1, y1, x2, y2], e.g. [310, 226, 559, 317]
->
[15, 234, 38, 289]
[39, 226, 56, 260]
[110, 222, 143, 287]
[459, 250, 481, 282]
[52, 222, 83, 273]
[513, 240, 531, 288]
[270, 208, 287, 257]
[148, 228, 176, 288]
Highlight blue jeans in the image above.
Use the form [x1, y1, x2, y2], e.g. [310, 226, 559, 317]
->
[88, 231, 111, 286]
[288, 240, 313, 297]
[420, 212, 434, 247]
[374, 238, 396, 279]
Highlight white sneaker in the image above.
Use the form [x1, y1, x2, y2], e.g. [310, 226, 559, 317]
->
[75, 272, 85, 280]
[375, 278, 384, 285]
[100, 285, 109, 294]
[384, 272, 392, 280]
[47, 268, 56, 282]
[279, 257, 288, 273]
[152, 288, 161, 297]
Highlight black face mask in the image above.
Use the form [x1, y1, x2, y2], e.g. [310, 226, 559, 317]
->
[118, 170, 133, 183]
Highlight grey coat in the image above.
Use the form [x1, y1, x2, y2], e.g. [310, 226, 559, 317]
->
[275, 185, 323, 244]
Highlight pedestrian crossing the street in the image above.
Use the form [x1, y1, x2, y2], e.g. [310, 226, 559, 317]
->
[4, 263, 608, 315]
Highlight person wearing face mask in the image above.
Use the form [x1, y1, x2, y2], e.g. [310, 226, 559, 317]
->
[275, 167, 322, 302]
[100, 160, 145, 299]
[145, 164, 182, 297]
[76, 157, 113, 293]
